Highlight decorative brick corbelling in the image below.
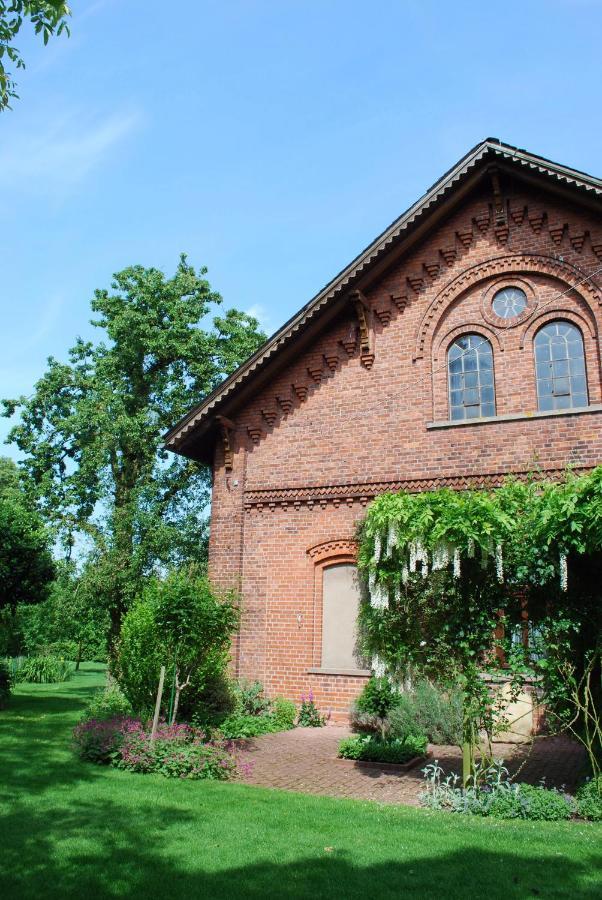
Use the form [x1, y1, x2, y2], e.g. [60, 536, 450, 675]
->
[243, 466, 593, 511]
[307, 539, 358, 561]
[571, 231, 587, 252]
[549, 224, 565, 246]
[415, 253, 602, 360]
[528, 211, 545, 233]
[374, 307, 392, 325]
[510, 204, 527, 225]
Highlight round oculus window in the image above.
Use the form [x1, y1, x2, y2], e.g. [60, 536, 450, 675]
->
[492, 286, 528, 319]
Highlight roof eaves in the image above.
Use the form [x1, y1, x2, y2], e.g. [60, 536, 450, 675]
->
[165, 140, 602, 451]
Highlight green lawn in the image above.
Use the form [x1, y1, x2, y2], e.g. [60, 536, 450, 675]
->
[0, 665, 600, 899]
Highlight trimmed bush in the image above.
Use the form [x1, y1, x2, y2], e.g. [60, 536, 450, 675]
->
[16, 654, 73, 684]
[338, 733, 428, 764]
[83, 684, 132, 721]
[576, 777, 602, 821]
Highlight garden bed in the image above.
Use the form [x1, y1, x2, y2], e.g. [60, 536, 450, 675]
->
[335, 751, 429, 773]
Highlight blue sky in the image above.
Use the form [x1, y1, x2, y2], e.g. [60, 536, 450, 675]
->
[2, 0, 601, 456]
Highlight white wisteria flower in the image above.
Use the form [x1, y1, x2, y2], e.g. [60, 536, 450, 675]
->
[453, 547, 461, 579]
[559, 553, 568, 592]
[372, 655, 386, 678]
[495, 543, 504, 583]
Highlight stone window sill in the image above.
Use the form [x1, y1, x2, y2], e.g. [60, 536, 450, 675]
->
[427, 403, 602, 430]
[307, 667, 371, 677]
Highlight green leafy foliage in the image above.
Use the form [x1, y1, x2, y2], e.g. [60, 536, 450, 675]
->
[82, 683, 132, 722]
[0, 659, 12, 708]
[17, 560, 109, 665]
[338, 733, 428, 764]
[358, 469, 602, 781]
[16, 654, 73, 683]
[271, 697, 297, 730]
[233, 680, 272, 717]
[73, 715, 238, 780]
[0, 1, 70, 110]
[297, 691, 326, 727]
[0, 458, 54, 613]
[218, 696, 297, 739]
[3, 257, 265, 642]
[388, 680, 463, 745]
[114, 569, 239, 720]
[575, 777, 602, 821]
[421, 760, 574, 820]
[355, 676, 400, 720]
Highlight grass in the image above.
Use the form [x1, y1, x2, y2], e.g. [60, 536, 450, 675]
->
[0, 665, 600, 899]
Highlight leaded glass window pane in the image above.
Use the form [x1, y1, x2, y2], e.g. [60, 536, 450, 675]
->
[448, 334, 496, 421]
[492, 286, 528, 319]
[534, 321, 588, 411]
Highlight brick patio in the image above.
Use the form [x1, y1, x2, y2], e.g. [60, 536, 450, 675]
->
[237, 726, 588, 805]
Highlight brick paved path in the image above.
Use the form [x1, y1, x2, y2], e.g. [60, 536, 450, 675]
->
[237, 727, 588, 805]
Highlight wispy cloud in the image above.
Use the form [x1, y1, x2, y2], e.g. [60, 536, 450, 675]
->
[0, 108, 142, 192]
[245, 303, 274, 334]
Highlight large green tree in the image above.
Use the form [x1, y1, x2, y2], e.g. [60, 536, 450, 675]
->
[0, 456, 54, 615]
[3, 256, 265, 643]
[0, 2, 70, 110]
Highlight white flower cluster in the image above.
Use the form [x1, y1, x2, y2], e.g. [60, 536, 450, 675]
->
[368, 571, 389, 610]
[409, 540, 429, 576]
[372, 655, 386, 678]
[559, 553, 568, 592]
[495, 543, 504, 583]
[385, 522, 398, 558]
[431, 543, 450, 571]
[372, 532, 382, 564]
[453, 547, 461, 579]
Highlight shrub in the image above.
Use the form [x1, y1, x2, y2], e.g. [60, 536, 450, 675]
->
[191, 671, 237, 726]
[0, 660, 12, 708]
[73, 716, 238, 780]
[114, 570, 238, 720]
[489, 784, 573, 821]
[356, 676, 400, 718]
[297, 691, 326, 727]
[116, 721, 237, 780]
[388, 680, 463, 744]
[234, 679, 272, 716]
[420, 760, 574, 820]
[83, 683, 132, 721]
[576, 777, 602, 821]
[272, 697, 297, 730]
[16, 654, 73, 684]
[73, 715, 132, 763]
[218, 714, 275, 739]
[338, 733, 428, 764]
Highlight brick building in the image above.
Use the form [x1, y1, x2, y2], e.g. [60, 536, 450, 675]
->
[165, 139, 602, 718]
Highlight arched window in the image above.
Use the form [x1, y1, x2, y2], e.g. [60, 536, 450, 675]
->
[534, 321, 588, 411]
[448, 334, 495, 420]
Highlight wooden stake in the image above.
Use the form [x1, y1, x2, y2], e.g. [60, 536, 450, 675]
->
[150, 665, 166, 744]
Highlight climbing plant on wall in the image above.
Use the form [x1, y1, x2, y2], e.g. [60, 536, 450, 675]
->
[356, 469, 602, 785]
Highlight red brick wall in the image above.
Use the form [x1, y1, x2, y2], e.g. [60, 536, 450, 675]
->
[208, 180, 602, 719]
